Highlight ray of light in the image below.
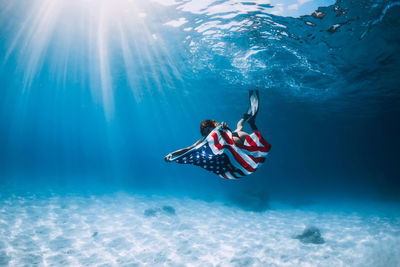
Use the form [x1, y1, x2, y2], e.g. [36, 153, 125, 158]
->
[1, 0, 186, 121]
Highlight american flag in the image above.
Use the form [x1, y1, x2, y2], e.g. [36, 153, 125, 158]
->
[173, 125, 271, 179]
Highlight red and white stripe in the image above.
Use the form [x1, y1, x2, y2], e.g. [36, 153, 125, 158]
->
[207, 126, 271, 179]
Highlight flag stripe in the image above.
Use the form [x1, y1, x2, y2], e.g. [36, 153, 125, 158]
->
[218, 130, 265, 170]
[220, 173, 229, 179]
[211, 132, 256, 173]
[247, 154, 266, 164]
[173, 125, 270, 179]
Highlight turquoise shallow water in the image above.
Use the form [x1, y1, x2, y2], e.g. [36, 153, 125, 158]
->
[1, 192, 399, 266]
[0, 0, 399, 265]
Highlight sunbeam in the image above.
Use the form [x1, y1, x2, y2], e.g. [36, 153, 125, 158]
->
[1, 0, 400, 266]
[1, 0, 184, 120]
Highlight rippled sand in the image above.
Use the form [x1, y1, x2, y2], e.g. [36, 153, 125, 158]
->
[0, 194, 399, 266]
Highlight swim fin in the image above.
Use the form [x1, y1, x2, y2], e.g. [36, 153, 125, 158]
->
[244, 90, 259, 121]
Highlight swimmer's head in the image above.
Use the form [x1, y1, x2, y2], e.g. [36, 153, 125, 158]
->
[200, 119, 218, 136]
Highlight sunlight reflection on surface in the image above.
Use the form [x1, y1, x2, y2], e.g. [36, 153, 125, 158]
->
[0, 0, 340, 120]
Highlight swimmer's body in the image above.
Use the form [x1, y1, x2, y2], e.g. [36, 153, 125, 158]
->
[165, 90, 259, 162]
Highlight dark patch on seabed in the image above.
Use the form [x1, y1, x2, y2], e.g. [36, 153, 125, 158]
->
[294, 226, 325, 244]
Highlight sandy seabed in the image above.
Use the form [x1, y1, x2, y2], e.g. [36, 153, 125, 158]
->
[0, 193, 399, 267]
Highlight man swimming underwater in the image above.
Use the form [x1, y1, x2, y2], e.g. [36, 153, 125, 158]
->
[164, 90, 259, 162]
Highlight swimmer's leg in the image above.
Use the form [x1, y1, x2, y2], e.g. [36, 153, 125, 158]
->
[236, 118, 245, 132]
[244, 90, 259, 131]
[234, 118, 249, 145]
[248, 117, 258, 131]
[244, 90, 259, 120]
[233, 130, 249, 146]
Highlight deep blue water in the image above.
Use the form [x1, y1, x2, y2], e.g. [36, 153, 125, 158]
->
[0, 0, 399, 201]
[1, 1, 400, 266]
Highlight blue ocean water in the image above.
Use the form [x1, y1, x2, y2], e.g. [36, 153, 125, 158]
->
[0, 0, 399, 265]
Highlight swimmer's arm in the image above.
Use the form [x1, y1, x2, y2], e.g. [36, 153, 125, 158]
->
[174, 138, 204, 155]
[165, 138, 204, 161]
